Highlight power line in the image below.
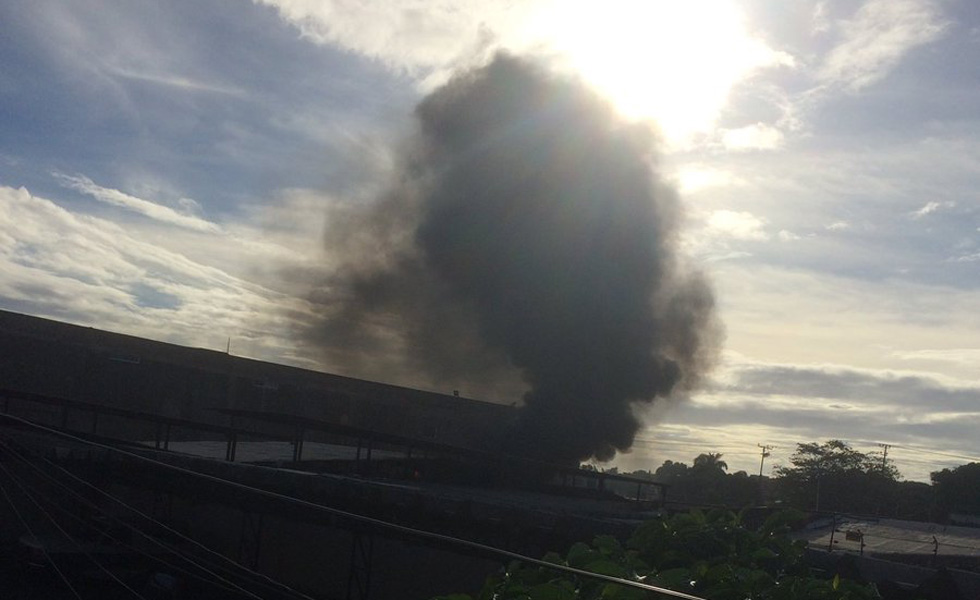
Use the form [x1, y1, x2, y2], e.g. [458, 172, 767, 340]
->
[0, 437, 294, 600]
[0, 464, 83, 600]
[0, 412, 708, 600]
[0, 460, 149, 600]
[887, 444, 980, 464]
[0, 436, 309, 600]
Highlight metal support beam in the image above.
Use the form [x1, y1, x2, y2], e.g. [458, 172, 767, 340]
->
[239, 510, 265, 571]
[346, 528, 374, 600]
[226, 431, 238, 462]
[292, 427, 304, 462]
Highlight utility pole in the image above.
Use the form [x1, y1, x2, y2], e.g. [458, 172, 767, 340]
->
[758, 444, 773, 477]
[875, 443, 892, 517]
[877, 443, 891, 472]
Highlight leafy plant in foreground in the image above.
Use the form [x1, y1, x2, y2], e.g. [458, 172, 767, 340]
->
[435, 509, 881, 600]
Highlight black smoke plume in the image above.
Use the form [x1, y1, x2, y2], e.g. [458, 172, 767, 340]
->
[305, 53, 720, 462]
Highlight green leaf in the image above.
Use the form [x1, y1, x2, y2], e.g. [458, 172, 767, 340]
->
[566, 542, 595, 567]
[583, 559, 627, 578]
[527, 582, 575, 600]
[594, 535, 622, 557]
[600, 583, 648, 600]
[759, 509, 806, 536]
[653, 567, 692, 589]
[751, 547, 777, 561]
[832, 573, 840, 591]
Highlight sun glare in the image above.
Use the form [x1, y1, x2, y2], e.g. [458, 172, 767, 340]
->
[523, 0, 789, 143]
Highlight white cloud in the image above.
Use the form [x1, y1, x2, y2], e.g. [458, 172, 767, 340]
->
[952, 251, 980, 263]
[258, 0, 795, 142]
[721, 123, 785, 150]
[812, 1, 831, 35]
[891, 348, 980, 366]
[911, 201, 941, 218]
[676, 167, 737, 194]
[55, 173, 221, 233]
[910, 200, 954, 219]
[826, 220, 850, 231]
[256, 0, 522, 76]
[707, 210, 769, 241]
[818, 0, 947, 91]
[622, 351, 980, 480]
[0, 184, 316, 366]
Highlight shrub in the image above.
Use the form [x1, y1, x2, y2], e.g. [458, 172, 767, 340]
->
[435, 509, 881, 600]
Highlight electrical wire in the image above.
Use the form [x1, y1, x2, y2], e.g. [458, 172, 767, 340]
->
[0, 463, 84, 600]
[5, 449, 286, 600]
[0, 440, 256, 599]
[0, 412, 708, 600]
[0, 436, 311, 600]
[887, 444, 980, 464]
[0, 460, 149, 600]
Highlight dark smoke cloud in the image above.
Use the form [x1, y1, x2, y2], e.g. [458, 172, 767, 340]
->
[304, 53, 721, 462]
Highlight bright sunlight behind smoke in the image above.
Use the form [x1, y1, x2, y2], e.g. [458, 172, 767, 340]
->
[523, 0, 793, 142]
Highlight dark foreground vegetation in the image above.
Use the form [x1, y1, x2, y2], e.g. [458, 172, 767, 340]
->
[435, 508, 968, 600]
[436, 509, 880, 600]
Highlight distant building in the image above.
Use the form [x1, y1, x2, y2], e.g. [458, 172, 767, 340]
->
[0, 309, 515, 449]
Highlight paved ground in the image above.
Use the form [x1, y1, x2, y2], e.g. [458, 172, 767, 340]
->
[796, 516, 980, 560]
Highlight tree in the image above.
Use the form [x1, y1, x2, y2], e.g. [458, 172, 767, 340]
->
[693, 452, 729, 474]
[652, 459, 689, 483]
[647, 454, 758, 507]
[931, 462, 980, 520]
[773, 440, 900, 514]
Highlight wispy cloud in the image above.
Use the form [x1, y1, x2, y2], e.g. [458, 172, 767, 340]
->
[109, 67, 245, 96]
[891, 348, 980, 366]
[951, 251, 980, 263]
[721, 123, 784, 150]
[0, 184, 314, 365]
[676, 167, 738, 194]
[55, 173, 221, 233]
[818, 0, 947, 91]
[708, 210, 769, 240]
[727, 361, 980, 413]
[909, 200, 954, 219]
[256, 0, 518, 76]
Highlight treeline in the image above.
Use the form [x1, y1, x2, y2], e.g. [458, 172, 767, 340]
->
[605, 440, 979, 523]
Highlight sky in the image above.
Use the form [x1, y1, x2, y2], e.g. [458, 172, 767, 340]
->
[1, 0, 978, 481]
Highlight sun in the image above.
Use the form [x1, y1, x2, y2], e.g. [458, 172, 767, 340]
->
[521, 0, 789, 143]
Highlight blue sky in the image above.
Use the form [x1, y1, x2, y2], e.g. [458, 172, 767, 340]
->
[1, 0, 977, 480]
